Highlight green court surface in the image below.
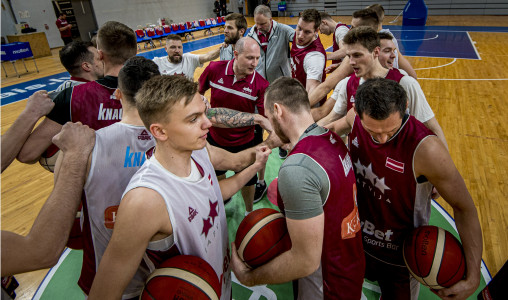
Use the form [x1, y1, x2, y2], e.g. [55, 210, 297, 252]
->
[33, 149, 491, 300]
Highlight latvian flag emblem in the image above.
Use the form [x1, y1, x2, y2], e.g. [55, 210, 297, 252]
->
[208, 174, 213, 185]
[385, 157, 404, 173]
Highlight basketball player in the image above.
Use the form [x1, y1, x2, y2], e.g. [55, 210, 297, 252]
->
[231, 77, 365, 300]
[318, 12, 349, 73]
[199, 37, 269, 214]
[78, 57, 274, 298]
[246, 5, 294, 83]
[17, 21, 137, 164]
[378, 32, 400, 70]
[351, 8, 417, 78]
[54, 41, 104, 93]
[291, 9, 326, 97]
[317, 27, 448, 149]
[153, 34, 221, 79]
[307, 8, 417, 106]
[88, 75, 271, 300]
[1, 91, 54, 172]
[246, 4, 294, 198]
[311, 32, 404, 123]
[327, 78, 482, 300]
[220, 13, 247, 61]
[1, 121, 95, 276]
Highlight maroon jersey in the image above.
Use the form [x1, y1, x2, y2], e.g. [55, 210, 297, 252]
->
[70, 80, 122, 129]
[332, 23, 349, 64]
[290, 37, 327, 105]
[56, 18, 71, 37]
[277, 130, 365, 300]
[346, 68, 405, 112]
[199, 59, 268, 147]
[348, 114, 435, 266]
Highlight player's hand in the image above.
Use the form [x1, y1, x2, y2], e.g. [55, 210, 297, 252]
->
[254, 145, 271, 168]
[255, 115, 273, 133]
[325, 63, 340, 74]
[263, 131, 283, 149]
[52, 122, 95, 156]
[24, 90, 55, 119]
[432, 276, 479, 300]
[230, 242, 255, 286]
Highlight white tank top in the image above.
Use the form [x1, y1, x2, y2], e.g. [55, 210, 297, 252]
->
[123, 148, 232, 300]
[83, 122, 155, 299]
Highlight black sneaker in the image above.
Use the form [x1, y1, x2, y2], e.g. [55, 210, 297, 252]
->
[253, 181, 267, 203]
[278, 147, 288, 159]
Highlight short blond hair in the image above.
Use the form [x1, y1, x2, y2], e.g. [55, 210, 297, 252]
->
[135, 75, 197, 129]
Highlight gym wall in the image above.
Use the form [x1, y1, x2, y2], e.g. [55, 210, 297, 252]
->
[267, 0, 508, 16]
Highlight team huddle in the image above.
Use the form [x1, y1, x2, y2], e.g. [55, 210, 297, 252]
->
[1, 3, 483, 300]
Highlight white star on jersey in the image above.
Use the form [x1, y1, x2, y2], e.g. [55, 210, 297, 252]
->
[354, 159, 392, 195]
[354, 159, 365, 175]
[374, 176, 391, 194]
[364, 163, 377, 185]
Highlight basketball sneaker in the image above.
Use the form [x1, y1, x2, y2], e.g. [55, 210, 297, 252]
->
[253, 180, 267, 203]
[278, 147, 288, 159]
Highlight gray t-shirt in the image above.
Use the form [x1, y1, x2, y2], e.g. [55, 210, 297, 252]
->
[278, 125, 330, 220]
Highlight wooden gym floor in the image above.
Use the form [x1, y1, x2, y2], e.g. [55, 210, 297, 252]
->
[1, 15, 508, 299]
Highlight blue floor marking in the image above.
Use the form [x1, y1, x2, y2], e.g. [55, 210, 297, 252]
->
[390, 30, 479, 59]
[1, 33, 227, 106]
[1, 25, 507, 106]
[1, 73, 72, 106]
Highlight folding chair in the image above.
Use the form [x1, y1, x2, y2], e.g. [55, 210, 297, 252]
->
[199, 19, 213, 36]
[146, 27, 163, 47]
[135, 29, 155, 50]
[216, 17, 225, 32]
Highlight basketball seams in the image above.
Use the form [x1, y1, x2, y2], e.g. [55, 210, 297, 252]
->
[405, 226, 465, 290]
[245, 230, 289, 266]
[143, 288, 157, 300]
[144, 267, 219, 300]
[237, 212, 284, 266]
[438, 233, 466, 287]
[422, 227, 446, 288]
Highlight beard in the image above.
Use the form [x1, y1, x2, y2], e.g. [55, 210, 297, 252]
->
[272, 117, 290, 144]
[168, 54, 182, 63]
[225, 33, 240, 45]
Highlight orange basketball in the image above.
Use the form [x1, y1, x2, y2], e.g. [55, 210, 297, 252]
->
[235, 208, 292, 268]
[403, 225, 466, 289]
[141, 255, 221, 300]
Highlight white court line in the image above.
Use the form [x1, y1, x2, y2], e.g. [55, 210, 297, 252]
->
[418, 78, 508, 81]
[467, 31, 482, 60]
[32, 248, 72, 300]
[389, 29, 476, 33]
[431, 200, 493, 284]
[399, 34, 439, 41]
[414, 58, 457, 70]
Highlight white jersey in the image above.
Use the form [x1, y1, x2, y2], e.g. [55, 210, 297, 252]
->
[332, 71, 434, 123]
[294, 42, 326, 82]
[334, 24, 349, 45]
[123, 148, 232, 300]
[153, 53, 202, 80]
[380, 28, 399, 68]
[83, 122, 155, 299]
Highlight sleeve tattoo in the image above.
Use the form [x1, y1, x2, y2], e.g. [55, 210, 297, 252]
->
[206, 108, 255, 128]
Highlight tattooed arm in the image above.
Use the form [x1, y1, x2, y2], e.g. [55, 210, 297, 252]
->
[206, 107, 273, 131]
